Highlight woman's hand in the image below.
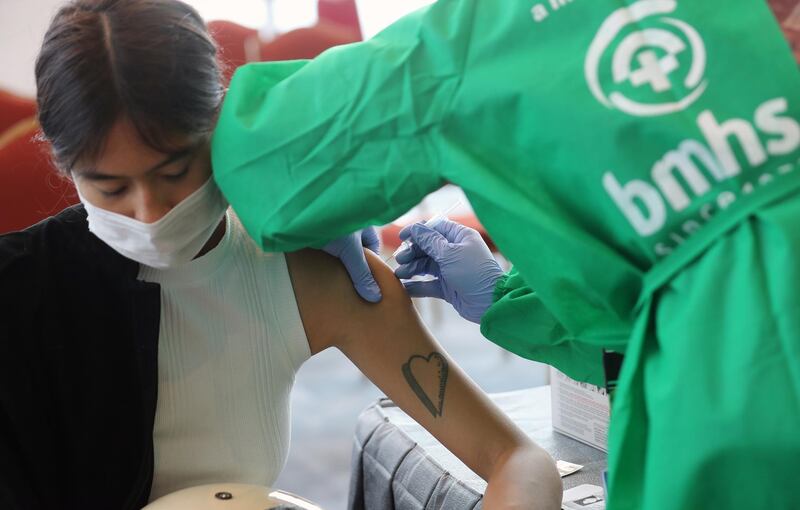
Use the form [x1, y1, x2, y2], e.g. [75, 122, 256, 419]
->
[482, 445, 563, 510]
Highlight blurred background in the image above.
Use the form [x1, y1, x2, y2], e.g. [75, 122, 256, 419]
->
[0, 1, 549, 508]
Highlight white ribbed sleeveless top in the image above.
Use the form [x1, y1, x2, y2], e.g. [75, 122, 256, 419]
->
[139, 210, 310, 501]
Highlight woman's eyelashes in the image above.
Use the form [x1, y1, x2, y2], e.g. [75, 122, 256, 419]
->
[162, 163, 191, 182]
[94, 158, 194, 198]
[99, 185, 127, 197]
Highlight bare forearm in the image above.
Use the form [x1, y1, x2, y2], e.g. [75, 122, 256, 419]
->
[340, 327, 527, 480]
[337, 252, 557, 488]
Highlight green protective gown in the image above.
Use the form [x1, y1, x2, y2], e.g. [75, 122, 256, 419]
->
[212, 0, 800, 507]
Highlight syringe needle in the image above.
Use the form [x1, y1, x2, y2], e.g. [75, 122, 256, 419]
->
[384, 199, 463, 264]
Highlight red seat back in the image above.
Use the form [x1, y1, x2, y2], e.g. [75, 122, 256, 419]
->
[208, 20, 260, 83]
[318, 0, 362, 39]
[0, 119, 78, 234]
[0, 89, 36, 135]
[259, 23, 360, 61]
[209, 1, 362, 79]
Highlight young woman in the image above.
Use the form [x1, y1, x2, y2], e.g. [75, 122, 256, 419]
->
[0, 1, 562, 509]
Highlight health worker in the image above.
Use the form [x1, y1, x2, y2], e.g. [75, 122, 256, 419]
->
[211, 1, 800, 508]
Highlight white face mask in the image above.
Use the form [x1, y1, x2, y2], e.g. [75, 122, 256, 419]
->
[77, 177, 229, 269]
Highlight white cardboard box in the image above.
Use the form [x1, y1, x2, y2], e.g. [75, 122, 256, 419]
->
[550, 366, 610, 453]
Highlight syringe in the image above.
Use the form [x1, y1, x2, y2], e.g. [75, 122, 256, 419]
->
[385, 199, 463, 265]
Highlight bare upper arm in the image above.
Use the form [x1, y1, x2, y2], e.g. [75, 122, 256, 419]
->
[286, 248, 433, 355]
[284, 248, 366, 354]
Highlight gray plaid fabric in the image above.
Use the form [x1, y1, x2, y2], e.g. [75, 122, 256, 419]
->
[348, 405, 482, 510]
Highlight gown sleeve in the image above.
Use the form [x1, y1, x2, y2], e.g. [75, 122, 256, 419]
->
[480, 267, 607, 386]
[210, 2, 483, 252]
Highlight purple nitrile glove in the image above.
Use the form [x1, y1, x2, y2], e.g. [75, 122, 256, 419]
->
[323, 227, 382, 303]
[394, 218, 503, 323]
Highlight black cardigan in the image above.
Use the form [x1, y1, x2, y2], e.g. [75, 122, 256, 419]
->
[0, 206, 161, 509]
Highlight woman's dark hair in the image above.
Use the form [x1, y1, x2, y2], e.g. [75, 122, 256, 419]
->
[35, 0, 224, 173]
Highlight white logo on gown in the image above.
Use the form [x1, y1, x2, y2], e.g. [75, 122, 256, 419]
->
[585, 0, 707, 117]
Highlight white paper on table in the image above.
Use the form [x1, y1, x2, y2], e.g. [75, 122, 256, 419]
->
[562, 484, 605, 509]
[556, 460, 584, 477]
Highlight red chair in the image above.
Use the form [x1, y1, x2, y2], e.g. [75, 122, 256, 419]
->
[318, 0, 362, 39]
[209, 0, 362, 75]
[261, 0, 361, 61]
[207, 20, 261, 83]
[0, 89, 36, 135]
[259, 22, 360, 61]
[0, 118, 78, 234]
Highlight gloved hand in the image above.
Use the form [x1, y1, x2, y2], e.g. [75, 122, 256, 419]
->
[394, 219, 504, 323]
[323, 227, 382, 303]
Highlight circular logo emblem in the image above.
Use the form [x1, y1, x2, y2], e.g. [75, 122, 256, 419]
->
[585, 0, 707, 117]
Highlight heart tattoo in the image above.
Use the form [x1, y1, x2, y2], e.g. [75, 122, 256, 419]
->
[402, 351, 449, 418]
